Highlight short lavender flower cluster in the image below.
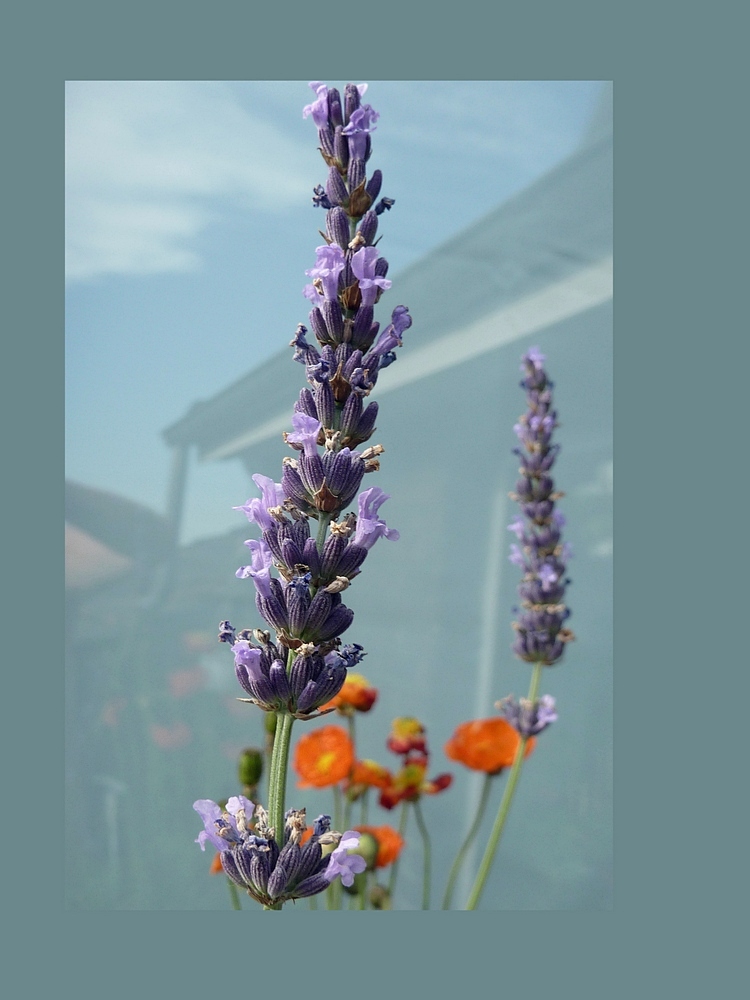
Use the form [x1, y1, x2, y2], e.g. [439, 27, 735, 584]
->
[194, 797, 364, 907]
[507, 348, 574, 666]
[499, 348, 574, 737]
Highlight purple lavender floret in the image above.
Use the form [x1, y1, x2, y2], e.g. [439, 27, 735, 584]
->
[496, 694, 558, 737]
[508, 348, 574, 666]
[194, 799, 363, 906]
[233, 635, 348, 719]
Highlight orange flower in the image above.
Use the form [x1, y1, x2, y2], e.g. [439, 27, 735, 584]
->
[320, 673, 378, 715]
[386, 716, 428, 755]
[209, 852, 224, 875]
[349, 758, 392, 790]
[444, 718, 536, 774]
[355, 825, 405, 868]
[293, 725, 354, 788]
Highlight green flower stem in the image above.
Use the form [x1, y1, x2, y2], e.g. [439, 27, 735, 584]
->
[329, 785, 345, 909]
[441, 772, 494, 910]
[266, 710, 295, 910]
[227, 878, 242, 910]
[464, 662, 543, 910]
[360, 789, 369, 826]
[316, 513, 332, 552]
[333, 784, 343, 832]
[387, 800, 409, 897]
[413, 799, 432, 910]
[342, 715, 356, 832]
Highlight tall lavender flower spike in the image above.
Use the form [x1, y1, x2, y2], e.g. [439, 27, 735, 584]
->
[224, 81, 406, 684]
[194, 800, 364, 907]
[206, 84, 407, 905]
[507, 348, 575, 667]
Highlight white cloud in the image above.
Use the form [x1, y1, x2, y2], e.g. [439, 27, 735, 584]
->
[65, 81, 312, 282]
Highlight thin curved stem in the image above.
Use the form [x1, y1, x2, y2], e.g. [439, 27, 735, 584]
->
[441, 772, 494, 910]
[387, 801, 409, 898]
[316, 512, 332, 552]
[412, 799, 432, 910]
[342, 714, 356, 832]
[464, 662, 543, 910]
[227, 878, 242, 910]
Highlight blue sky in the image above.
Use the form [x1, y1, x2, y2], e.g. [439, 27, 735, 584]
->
[65, 80, 604, 543]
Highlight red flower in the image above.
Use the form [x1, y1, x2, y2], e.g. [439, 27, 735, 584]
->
[379, 755, 452, 809]
[320, 672, 378, 715]
[386, 716, 428, 756]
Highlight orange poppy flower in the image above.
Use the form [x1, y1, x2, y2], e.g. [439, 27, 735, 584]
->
[355, 825, 405, 868]
[320, 673, 378, 715]
[209, 851, 224, 875]
[293, 725, 354, 788]
[386, 716, 428, 755]
[444, 718, 536, 774]
[349, 758, 392, 790]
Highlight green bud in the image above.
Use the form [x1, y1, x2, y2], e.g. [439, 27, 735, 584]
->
[369, 883, 392, 910]
[264, 712, 277, 736]
[343, 870, 367, 896]
[237, 747, 263, 788]
[354, 831, 379, 871]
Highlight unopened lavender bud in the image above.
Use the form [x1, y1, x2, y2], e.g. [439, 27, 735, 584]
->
[318, 125, 335, 158]
[268, 658, 292, 702]
[333, 126, 349, 169]
[314, 380, 335, 428]
[356, 210, 378, 245]
[326, 167, 348, 207]
[290, 648, 318, 696]
[365, 169, 382, 202]
[317, 603, 354, 642]
[374, 256, 389, 278]
[301, 537, 321, 578]
[339, 392, 362, 438]
[321, 531, 349, 578]
[355, 401, 379, 439]
[328, 88, 343, 128]
[307, 307, 329, 346]
[344, 82, 362, 122]
[347, 157, 365, 192]
[321, 300, 344, 342]
[326, 207, 350, 250]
